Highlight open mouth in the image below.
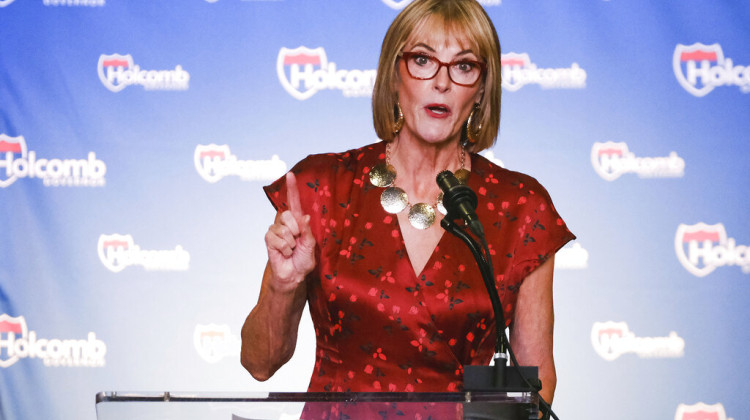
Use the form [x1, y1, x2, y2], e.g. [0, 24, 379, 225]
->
[426, 104, 450, 115]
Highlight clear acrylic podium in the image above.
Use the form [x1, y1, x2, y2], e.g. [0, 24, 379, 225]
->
[96, 391, 539, 419]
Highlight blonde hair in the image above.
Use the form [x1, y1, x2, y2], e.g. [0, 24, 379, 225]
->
[372, 0, 502, 152]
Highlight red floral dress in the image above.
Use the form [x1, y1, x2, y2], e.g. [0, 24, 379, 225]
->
[264, 141, 575, 398]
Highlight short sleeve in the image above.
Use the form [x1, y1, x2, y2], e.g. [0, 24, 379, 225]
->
[509, 180, 576, 282]
[263, 155, 329, 215]
[262, 153, 347, 246]
[263, 171, 290, 213]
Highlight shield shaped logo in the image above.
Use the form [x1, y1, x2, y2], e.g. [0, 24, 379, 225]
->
[277, 46, 327, 101]
[381, 0, 413, 9]
[674, 402, 726, 420]
[590, 321, 629, 361]
[673, 43, 723, 97]
[500, 52, 531, 92]
[0, 314, 28, 368]
[0, 134, 26, 188]
[675, 223, 726, 277]
[98, 54, 134, 93]
[590, 141, 628, 181]
[193, 324, 231, 363]
[98, 234, 134, 273]
[194, 144, 231, 183]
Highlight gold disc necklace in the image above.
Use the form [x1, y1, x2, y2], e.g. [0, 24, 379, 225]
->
[369, 142, 470, 230]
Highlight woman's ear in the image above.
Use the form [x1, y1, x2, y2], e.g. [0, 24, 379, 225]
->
[474, 82, 485, 104]
[391, 60, 402, 92]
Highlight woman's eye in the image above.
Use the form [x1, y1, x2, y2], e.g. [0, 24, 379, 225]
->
[413, 55, 431, 66]
[455, 61, 477, 72]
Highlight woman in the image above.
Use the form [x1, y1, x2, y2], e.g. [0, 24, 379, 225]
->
[241, 0, 575, 412]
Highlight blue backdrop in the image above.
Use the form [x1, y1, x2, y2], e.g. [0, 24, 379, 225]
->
[1, 1, 749, 419]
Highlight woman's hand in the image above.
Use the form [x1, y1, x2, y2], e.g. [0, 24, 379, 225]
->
[242, 172, 315, 380]
[264, 172, 316, 292]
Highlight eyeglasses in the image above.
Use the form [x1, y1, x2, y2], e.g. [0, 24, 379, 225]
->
[399, 51, 486, 87]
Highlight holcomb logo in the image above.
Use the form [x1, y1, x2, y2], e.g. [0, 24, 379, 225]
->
[0, 314, 106, 368]
[194, 144, 287, 183]
[556, 243, 589, 270]
[97, 234, 190, 273]
[674, 43, 750, 97]
[591, 141, 685, 181]
[675, 402, 732, 420]
[675, 223, 749, 277]
[98, 53, 190, 93]
[591, 321, 685, 361]
[382, 0, 500, 9]
[193, 323, 241, 364]
[0, 134, 106, 188]
[501, 52, 586, 91]
[277, 46, 376, 100]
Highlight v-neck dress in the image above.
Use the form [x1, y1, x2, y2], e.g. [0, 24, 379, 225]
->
[263, 141, 575, 394]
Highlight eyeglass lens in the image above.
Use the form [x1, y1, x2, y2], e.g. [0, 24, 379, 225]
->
[405, 54, 481, 85]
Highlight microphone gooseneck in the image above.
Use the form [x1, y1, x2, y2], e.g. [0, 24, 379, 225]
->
[437, 170, 558, 419]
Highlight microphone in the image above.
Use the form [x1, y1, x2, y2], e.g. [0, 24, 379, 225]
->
[436, 170, 484, 237]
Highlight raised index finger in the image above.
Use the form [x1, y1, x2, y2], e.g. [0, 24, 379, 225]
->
[286, 172, 304, 219]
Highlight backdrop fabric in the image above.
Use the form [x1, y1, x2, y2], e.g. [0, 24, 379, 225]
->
[1, 1, 748, 419]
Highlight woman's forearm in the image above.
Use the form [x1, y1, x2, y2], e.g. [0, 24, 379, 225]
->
[241, 263, 308, 381]
[510, 256, 557, 406]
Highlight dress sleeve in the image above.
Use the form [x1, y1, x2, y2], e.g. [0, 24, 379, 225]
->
[263, 155, 321, 214]
[262, 154, 337, 244]
[509, 180, 576, 282]
[263, 170, 290, 213]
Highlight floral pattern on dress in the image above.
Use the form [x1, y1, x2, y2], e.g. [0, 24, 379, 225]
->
[264, 141, 575, 395]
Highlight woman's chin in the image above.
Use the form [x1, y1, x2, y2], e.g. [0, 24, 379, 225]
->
[403, 129, 459, 146]
[418, 134, 460, 146]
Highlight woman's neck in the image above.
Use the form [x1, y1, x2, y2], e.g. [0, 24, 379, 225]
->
[389, 135, 465, 201]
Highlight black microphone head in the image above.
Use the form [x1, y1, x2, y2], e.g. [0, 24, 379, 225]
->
[436, 170, 459, 192]
[436, 171, 477, 214]
[436, 171, 484, 237]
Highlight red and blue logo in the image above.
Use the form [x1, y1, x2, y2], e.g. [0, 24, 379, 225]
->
[673, 43, 750, 97]
[0, 135, 26, 188]
[675, 223, 749, 277]
[276, 46, 375, 100]
[674, 402, 728, 420]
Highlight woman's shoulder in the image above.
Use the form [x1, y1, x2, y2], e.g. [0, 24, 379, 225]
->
[471, 152, 549, 197]
[264, 141, 385, 213]
[472, 152, 576, 253]
[291, 141, 385, 179]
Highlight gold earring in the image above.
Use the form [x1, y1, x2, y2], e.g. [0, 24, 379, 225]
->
[393, 102, 404, 134]
[465, 104, 481, 144]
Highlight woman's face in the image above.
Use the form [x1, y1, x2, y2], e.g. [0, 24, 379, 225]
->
[395, 26, 484, 147]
